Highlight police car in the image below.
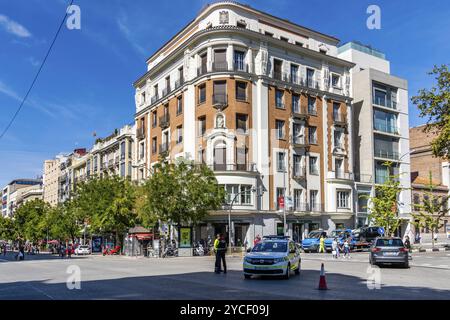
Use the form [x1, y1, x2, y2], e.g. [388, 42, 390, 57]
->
[243, 236, 301, 279]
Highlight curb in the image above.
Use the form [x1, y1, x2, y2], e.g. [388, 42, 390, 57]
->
[411, 247, 449, 253]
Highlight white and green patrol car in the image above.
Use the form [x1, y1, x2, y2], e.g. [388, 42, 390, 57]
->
[243, 236, 301, 279]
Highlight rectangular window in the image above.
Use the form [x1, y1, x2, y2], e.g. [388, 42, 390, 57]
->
[374, 135, 399, 160]
[178, 67, 184, 84]
[213, 49, 227, 71]
[275, 89, 284, 108]
[139, 142, 145, 159]
[295, 41, 303, 47]
[337, 191, 350, 208]
[374, 109, 398, 134]
[306, 68, 315, 87]
[277, 152, 286, 172]
[310, 190, 318, 211]
[236, 81, 247, 101]
[152, 111, 157, 127]
[276, 120, 285, 139]
[176, 125, 183, 144]
[265, 31, 274, 37]
[332, 74, 340, 88]
[152, 137, 157, 154]
[334, 130, 343, 149]
[290, 64, 299, 83]
[292, 94, 300, 113]
[165, 76, 171, 94]
[273, 59, 283, 80]
[234, 51, 245, 71]
[308, 96, 316, 115]
[225, 184, 239, 204]
[236, 147, 247, 170]
[309, 126, 317, 144]
[176, 96, 183, 115]
[293, 123, 305, 144]
[294, 189, 303, 210]
[309, 156, 319, 175]
[333, 102, 341, 121]
[293, 154, 304, 177]
[198, 84, 206, 104]
[213, 80, 227, 104]
[198, 116, 206, 136]
[236, 114, 248, 133]
[280, 36, 289, 42]
[276, 187, 285, 210]
[200, 53, 207, 74]
[335, 158, 343, 178]
[240, 185, 252, 205]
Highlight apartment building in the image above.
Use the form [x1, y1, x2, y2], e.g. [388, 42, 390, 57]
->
[133, 1, 359, 244]
[338, 41, 412, 235]
[89, 124, 135, 179]
[410, 125, 450, 234]
[43, 156, 64, 206]
[15, 184, 43, 208]
[1, 178, 42, 217]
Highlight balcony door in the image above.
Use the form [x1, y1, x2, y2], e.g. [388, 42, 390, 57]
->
[214, 142, 227, 171]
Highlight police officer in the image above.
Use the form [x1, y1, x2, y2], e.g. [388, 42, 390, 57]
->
[216, 234, 227, 274]
[214, 234, 220, 273]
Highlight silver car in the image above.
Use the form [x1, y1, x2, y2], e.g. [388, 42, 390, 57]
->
[243, 236, 301, 280]
[369, 237, 409, 268]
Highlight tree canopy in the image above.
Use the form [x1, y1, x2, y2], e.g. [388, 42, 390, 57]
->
[411, 64, 450, 159]
[140, 158, 226, 226]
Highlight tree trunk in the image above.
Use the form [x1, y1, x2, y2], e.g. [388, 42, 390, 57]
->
[431, 230, 435, 249]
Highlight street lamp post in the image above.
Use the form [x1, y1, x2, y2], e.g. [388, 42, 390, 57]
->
[228, 187, 257, 254]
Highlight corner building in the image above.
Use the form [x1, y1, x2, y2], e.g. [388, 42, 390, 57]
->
[134, 1, 368, 244]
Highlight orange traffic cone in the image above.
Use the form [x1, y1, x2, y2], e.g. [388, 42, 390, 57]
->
[318, 263, 328, 290]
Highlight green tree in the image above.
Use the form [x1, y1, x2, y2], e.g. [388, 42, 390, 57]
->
[411, 64, 450, 159]
[13, 199, 50, 244]
[46, 200, 84, 243]
[412, 172, 450, 248]
[141, 158, 226, 227]
[0, 215, 17, 241]
[74, 175, 138, 246]
[363, 162, 403, 237]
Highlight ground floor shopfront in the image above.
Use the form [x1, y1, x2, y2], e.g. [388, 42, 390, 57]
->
[192, 210, 355, 248]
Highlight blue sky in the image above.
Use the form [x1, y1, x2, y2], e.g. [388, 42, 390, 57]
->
[0, 0, 449, 186]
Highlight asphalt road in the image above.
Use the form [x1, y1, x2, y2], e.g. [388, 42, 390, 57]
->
[0, 251, 449, 300]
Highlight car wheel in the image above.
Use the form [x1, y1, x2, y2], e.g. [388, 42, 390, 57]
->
[244, 274, 251, 279]
[294, 262, 300, 275]
[284, 264, 291, 280]
[403, 262, 410, 269]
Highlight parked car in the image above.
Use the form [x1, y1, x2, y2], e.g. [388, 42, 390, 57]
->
[243, 236, 301, 279]
[75, 245, 91, 255]
[301, 230, 326, 252]
[324, 229, 354, 252]
[369, 237, 409, 268]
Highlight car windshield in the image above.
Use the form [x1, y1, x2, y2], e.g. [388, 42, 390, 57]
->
[308, 232, 321, 238]
[80, 246, 89, 249]
[252, 241, 287, 253]
[376, 239, 403, 247]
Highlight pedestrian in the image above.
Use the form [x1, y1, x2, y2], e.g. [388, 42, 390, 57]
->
[318, 234, 325, 253]
[253, 234, 261, 247]
[214, 234, 221, 273]
[67, 244, 72, 259]
[331, 237, 339, 259]
[343, 238, 350, 258]
[216, 234, 227, 274]
[2, 244, 6, 256]
[433, 233, 438, 243]
[404, 235, 411, 257]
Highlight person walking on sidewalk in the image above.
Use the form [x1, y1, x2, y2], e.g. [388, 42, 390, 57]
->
[216, 234, 227, 274]
[331, 238, 339, 259]
[404, 235, 412, 257]
[318, 234, 325, 253]
[343, 238, 350, 258]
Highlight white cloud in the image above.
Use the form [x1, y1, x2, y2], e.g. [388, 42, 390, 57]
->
[0, 14, 32, 38]
[116, 12, 147, 57]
